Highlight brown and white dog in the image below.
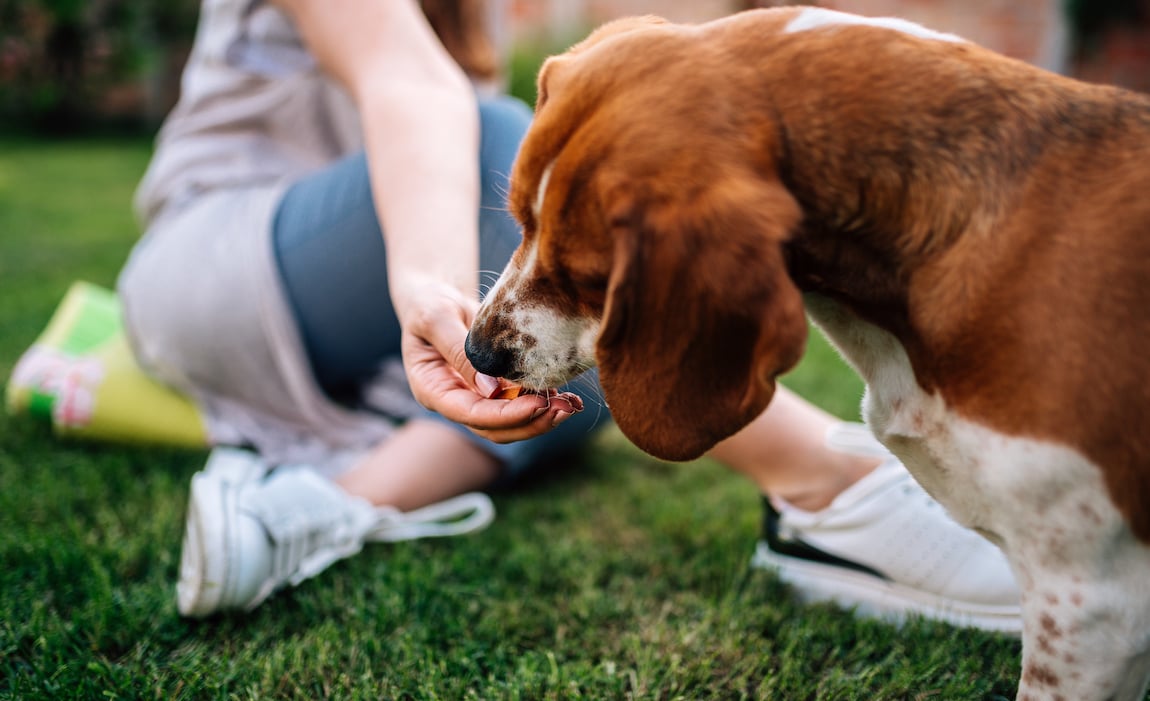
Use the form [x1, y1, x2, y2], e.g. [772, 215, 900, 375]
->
[465, 7, 1150, 700]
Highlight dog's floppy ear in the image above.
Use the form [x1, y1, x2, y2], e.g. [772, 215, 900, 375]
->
[597, 177, 807, 461]
[532, 16, 669, 118]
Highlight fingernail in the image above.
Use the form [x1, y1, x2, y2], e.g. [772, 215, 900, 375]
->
[530, 406, 548, 421]
[552, 410, 573, 427]
[475, 372, 500, 398]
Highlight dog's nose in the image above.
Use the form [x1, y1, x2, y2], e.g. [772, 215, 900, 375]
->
[465, 330, 518, 379]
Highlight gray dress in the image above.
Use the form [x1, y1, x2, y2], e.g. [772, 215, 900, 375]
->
[119, 0, 406, 475]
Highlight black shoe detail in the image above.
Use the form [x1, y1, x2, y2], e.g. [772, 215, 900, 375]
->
[760, 496, 889, 581]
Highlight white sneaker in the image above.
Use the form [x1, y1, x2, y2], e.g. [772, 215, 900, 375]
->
[751, 423, 1022, 634]
[177, 448, 496, 618]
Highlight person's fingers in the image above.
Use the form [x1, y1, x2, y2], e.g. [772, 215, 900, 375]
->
[407, 297, 497, 399]
[402, 336, 575, 429]
[474, 372, 501, 398]
[397, 292, 585, 439]
[457, 390, 584, 438]
[427, 378, 583, 432]
[557, 391, 584, 413]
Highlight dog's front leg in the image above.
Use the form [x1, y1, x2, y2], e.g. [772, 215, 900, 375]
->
[1011, 550, 1150, 701]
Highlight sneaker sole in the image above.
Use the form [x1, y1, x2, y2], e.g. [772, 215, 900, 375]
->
[177, 471, 234, 617]
[752, 541, 1022, 636]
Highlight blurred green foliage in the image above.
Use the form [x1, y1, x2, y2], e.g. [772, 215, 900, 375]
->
[0, 0, 199, 132]
[4, 0, 1141, 134]
[1065, 0, 1148, 50]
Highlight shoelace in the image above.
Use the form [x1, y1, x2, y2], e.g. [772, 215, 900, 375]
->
[826, 423, 940, 509]
[252, 491, 496, 610]
[825, 422, 893, 458]
[367, 492, 497, 542]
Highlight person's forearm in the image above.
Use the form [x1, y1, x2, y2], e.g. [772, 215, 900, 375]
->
[273, 0, 484, 323]
[359, 77, 482, 325]
[271, 0, 575, 437]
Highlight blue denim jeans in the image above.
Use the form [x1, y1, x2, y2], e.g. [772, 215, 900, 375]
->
[272, 95, 605, 476]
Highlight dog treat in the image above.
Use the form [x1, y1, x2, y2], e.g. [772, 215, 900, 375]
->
[493, 384, 526, 400]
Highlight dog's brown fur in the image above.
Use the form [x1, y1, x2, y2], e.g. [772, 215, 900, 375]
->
[468, 9, 1150, 699]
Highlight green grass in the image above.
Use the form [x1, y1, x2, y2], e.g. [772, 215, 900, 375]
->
[0, 137, 1024, 700]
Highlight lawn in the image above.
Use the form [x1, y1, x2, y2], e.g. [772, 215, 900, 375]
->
[0, 137, 1024, 700]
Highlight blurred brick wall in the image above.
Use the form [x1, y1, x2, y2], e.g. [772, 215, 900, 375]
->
[791, 0, 1070, 72]
[508, 0, 736, 41]
[1072, 19, 1150, 92]
[509, 0, 1149, 92]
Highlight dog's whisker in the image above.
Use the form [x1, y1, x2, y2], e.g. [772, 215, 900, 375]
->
[565, 367, 607, 409]
[476, 270, 507, 297]
[490, 183, 511, 206]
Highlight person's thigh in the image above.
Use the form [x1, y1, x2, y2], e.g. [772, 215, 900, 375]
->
[118, 189, 287, 399]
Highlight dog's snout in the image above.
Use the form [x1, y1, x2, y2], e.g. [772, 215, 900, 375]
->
[465, 330, 518, 379]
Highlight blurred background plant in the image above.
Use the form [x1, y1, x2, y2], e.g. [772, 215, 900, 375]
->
[0, 0, 198, 133]
[1, 0, 1146, 137]
[1067, 0, 1149, 48]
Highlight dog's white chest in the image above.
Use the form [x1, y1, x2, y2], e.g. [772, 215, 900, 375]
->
[801, 295, 1127, 543]
[802, 295, 970, 506]
[802, 295, 1150, 698]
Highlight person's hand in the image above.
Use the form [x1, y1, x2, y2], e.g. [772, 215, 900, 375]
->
[400, 279, 583, 443]
[273, 0, 576, 441]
